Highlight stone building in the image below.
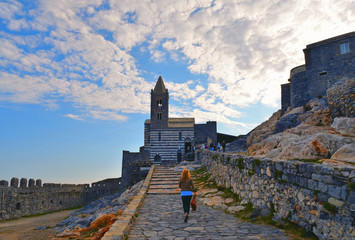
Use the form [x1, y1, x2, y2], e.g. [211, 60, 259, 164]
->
[121, 76, 217, 188]
[144, 76, 216, 164]
[281, 31, 355, 115]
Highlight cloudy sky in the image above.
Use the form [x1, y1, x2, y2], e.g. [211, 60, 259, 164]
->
[0, 0, 354, 184]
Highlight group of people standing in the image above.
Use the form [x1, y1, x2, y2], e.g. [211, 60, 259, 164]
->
[200, 140, 226, 152]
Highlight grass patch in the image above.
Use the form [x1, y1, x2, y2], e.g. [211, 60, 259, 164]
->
[237, 158, 245, 171]
[220, 187, 241, 204]
[254, 159, 261, 166]
[303, 104, 312, 112]
[274, 170, 283, 179]
[316, 120, 324, 127]
[348, 182, 355, 191]
[295, 159, 324, 164]
[323, 202, 337, 214]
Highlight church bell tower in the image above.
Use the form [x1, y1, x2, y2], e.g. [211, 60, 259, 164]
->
[150, 76, 169, 129]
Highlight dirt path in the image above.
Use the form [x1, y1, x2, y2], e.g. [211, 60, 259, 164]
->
[0, 210, 73, 240]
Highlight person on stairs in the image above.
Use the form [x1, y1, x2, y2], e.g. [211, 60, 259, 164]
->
[179, 169, 196, 223]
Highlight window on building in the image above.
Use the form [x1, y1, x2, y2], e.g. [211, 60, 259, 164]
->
[157, 113, 162, 120]
[340, 42, 350, 54]
[179, 132, 182, 140]
[157, 99, 163, 107]
[159, 132, 161, 141]
[318, 71, 328, 76]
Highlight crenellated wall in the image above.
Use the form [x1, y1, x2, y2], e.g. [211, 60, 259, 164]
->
[0, 177, 122, 220]
[195, 150, 355, 240]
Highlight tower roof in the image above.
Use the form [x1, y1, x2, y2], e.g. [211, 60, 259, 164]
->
[153, 76, 167, 94]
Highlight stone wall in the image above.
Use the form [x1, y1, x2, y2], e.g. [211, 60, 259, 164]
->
[195, 150, 355, 240]
[281, 83, 290, 116]
[0, 177, 122, 220]
[121, 148, 151, 189]
[327, 78, 355, 120]
[194, 121, 217, 145]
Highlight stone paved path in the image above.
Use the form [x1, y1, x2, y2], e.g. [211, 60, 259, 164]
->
[128, 167, 290, 240]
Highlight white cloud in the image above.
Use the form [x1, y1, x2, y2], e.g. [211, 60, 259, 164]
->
[0, 0, 354, 127]
[64, 113, 84, 121]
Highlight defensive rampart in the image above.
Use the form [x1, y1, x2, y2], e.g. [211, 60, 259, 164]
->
[195, 150, 355, 240]
[0, 177, 121, 220]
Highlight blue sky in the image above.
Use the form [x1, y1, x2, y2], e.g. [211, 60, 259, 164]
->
[0, 0, 354, 184]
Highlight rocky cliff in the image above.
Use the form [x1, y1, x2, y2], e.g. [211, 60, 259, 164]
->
[235, 78, 355, 163]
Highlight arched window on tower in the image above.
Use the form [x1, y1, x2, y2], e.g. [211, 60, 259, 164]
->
[157, 113, 162, 120]
[157, 99, 163, 107]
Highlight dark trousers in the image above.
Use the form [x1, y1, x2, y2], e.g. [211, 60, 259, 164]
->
[181, 195, 192, 214]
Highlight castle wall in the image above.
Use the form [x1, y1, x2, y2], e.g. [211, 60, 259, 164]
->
[194, 121, 217, 145]
[283, 32, 355, 111]
[280, 83, 290, 115]
[290, 69, 309, 108]
[0, 178, 122, 220]
[196, 150, 355, 240]
[304, 33, 355, 101]
[121, 149, 151, 189]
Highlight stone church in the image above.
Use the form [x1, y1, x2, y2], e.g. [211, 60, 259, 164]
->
[144, 76, 216, 164]
[121, 76, 217, 187]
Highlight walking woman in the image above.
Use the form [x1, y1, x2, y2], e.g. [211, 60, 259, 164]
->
[179, 169, 196, 222]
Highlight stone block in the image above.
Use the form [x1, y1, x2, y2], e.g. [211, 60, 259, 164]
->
[317, 192, 329, 202]
[36, 179, 42, 187]
[328, 185, 342, 199]
[28, 179, 35, 187]
[10, 178, 19, 188]
[308, 179, 318, 190]
[296, 176, 308, 188]
[0, 180, 8, 187]
[317, 182, 328, 193]
[275, 163, 283, 171]
[341, 185, 348, 201]
[312, 173, 333, 184]
[328, 198, 345, 208]
[348, 191, 355, 204]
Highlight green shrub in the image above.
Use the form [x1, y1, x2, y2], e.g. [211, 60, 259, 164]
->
[323, 202, 337, 214]
[316, 120, 324, 127]
[274, 170, 283, 179]
[303, 104, 312, 112]
[348, 182, 355, 191]
[254, 159, 261, 166]
[237, 158, 245, 171]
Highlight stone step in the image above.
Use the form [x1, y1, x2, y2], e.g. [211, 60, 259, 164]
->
[149, 185, 178, 189]
[153, 175, 179, 178]
[150, 183, 178, 187]
[147, 188, 180, 195]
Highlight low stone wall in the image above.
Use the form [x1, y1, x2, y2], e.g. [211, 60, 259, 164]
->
[195, 150, 355, 240]
[102, 165, 155, 240]
[0, 180, 122, 220]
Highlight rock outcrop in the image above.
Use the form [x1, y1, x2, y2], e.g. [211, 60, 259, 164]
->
[55, 180, 143, 236]
[246, 110, 281, 146]
[246, 98, 355, 162]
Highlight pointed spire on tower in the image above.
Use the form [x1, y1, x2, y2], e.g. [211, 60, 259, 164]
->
[153, 76, 167, 94]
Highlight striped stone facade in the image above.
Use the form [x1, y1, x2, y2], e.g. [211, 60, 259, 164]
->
[147, 128, 194, 163]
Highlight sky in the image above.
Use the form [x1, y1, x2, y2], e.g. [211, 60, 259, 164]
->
[0, 0, 354, 184]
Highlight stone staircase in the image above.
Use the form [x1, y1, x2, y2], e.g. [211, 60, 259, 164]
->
[148, 166, 181, 195]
